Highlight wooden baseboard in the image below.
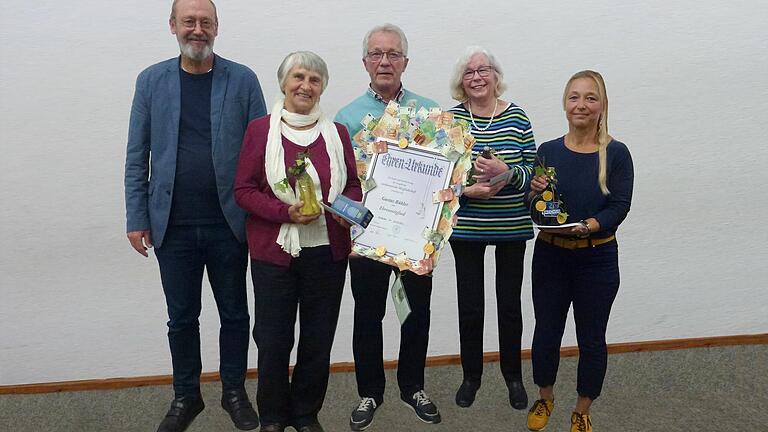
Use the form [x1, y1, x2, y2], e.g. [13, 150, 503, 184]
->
[2, 333, 765, 395]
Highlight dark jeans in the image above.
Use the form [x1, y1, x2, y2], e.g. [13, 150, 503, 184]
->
[349, 257, 433, 402]
[251, 246, 346, 428]
[154, 223, 250, 398]
[531, 238, 620, 400]
[450, 239, 526, 384]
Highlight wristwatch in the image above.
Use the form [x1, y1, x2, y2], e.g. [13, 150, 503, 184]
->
[578, 220, 590, 237]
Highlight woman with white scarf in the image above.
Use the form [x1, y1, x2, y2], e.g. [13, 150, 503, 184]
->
[234, 51, 361, 432]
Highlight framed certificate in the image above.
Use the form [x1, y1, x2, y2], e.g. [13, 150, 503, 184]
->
[349, 101, 474, 274]
[353, 140, 455, 266]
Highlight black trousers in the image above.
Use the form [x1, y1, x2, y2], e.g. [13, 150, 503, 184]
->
[251, 246, 347, 428]
[531, 238, 620, 400]
[450, 239, 526, 384]
[349, 257, 433, 402]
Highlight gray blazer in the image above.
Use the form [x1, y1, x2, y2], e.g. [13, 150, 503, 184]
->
[124, 55, 266, 247]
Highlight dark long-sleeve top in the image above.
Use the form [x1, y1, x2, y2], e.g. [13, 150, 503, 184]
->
[536, 136, 634, 236]
[234, 115, 362, 266]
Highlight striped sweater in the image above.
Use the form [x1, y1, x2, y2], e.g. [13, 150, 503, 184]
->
[448, 102, 536, 241]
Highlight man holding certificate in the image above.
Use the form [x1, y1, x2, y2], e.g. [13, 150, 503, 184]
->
[334, 24, 441, 431]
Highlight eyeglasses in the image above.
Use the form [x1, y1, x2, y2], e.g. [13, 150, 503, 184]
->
[463, 66, 493, 80]
[366, 51, 405, 63]
[179, 18, 216, 30]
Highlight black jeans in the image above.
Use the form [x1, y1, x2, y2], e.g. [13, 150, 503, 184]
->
[349, 257, 432, 402]
[531, 238, 620, 400]
[154, 223, 250, 398]
[251, 246, 346, 428]
[450, 239, 526, 384]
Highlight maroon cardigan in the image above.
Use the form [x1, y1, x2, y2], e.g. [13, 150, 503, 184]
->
[234, 115, 362, 267]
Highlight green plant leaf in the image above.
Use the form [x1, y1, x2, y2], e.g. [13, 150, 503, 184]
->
[274, 179, 290, 193]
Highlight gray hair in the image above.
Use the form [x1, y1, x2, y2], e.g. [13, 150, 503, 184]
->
[449, 46, 508, 102]
[277, 51, 330, 93]
[362, 23, 409, 58]
[170, 0, 218, 22]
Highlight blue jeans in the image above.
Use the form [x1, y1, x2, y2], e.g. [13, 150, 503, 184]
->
[531, 238, 620, 400]
[154, 223, 250, 398]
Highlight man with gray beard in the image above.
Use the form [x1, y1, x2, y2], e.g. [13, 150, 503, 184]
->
[124, 1, 265, 431]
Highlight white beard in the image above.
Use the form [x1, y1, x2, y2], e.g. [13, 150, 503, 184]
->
[179, 40, 214, 62]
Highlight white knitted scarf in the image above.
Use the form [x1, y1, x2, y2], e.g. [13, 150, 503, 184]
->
[265, 96, 347, 257]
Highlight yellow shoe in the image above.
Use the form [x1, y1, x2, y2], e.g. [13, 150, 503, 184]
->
[570, 412, 593, 432]
[526, 398, 554, 431]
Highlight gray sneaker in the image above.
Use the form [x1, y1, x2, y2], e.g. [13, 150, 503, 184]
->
[400, 390, 441, 424]
[349, 397, 378, 431]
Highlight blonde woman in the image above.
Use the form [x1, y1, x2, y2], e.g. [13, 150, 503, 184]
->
[526, 70, 634, 432]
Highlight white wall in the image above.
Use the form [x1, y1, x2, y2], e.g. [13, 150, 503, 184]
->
[1, 0, 767, 386]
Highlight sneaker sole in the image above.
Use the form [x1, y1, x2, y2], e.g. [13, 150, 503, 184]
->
[349, 418, 373, 431]
[399, 400, 441, 424]
[349, 401, 378, 431]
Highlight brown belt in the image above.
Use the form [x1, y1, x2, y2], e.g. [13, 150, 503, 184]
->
[537, 231, 615, 250]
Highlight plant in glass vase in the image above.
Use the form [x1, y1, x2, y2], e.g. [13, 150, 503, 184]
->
[275, 151, 322, 216]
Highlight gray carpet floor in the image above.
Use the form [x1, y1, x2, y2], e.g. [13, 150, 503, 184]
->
[2, 345, 766, 432]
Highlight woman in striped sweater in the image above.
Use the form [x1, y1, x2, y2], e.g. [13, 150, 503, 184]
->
[447, 46, 536, 411]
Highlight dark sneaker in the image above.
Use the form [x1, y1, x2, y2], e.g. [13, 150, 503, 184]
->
[349, 397, 378, 431]
[400, 390, 441, 424]
[455, 380, 480, 408]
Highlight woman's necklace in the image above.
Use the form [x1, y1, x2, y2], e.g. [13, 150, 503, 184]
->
[468, 99, 498, 131]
